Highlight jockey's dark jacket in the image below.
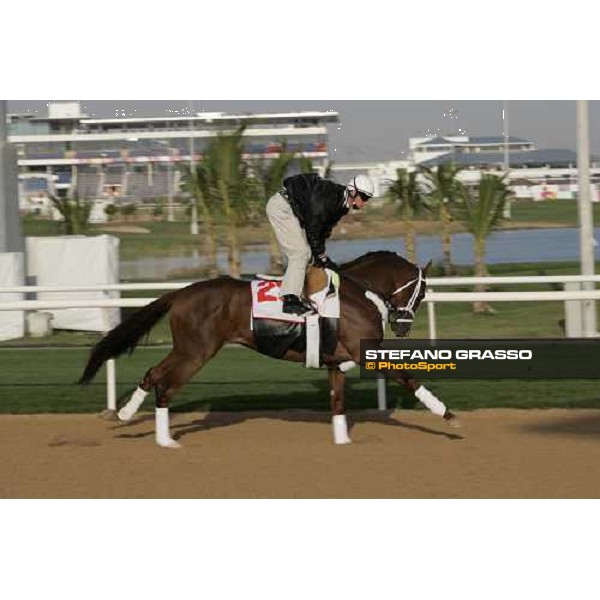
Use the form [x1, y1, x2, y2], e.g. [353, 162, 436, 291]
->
[282, 173, 349, 257]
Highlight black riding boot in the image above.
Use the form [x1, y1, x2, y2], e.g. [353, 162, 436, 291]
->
[282, 294, 314, 316]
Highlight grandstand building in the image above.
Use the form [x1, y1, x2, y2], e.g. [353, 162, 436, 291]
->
[8, 102, 339, 210]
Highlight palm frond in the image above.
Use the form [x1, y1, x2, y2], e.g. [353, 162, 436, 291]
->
[456, 174, 510, 240]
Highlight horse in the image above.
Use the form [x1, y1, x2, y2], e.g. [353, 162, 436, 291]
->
[78, 250, 458, 448]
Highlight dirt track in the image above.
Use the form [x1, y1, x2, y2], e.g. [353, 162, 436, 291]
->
[2, 409, 600, 498]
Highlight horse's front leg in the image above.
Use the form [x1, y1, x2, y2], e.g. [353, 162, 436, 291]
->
[328, 367, 352, 444]
[396, 376, 461, 427]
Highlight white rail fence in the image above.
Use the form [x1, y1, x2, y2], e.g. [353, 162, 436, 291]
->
[1, 275, 599, 411]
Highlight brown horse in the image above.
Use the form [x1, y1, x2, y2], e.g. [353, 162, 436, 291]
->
[79, 251, 457, 447]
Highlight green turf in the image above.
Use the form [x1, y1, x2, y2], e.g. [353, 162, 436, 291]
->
[0, 259, 595, 414]
[1, 345, 599, 414]
[510, 199, 600, 225]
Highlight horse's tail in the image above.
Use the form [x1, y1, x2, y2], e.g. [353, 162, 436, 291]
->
[78, 290, 177, 385]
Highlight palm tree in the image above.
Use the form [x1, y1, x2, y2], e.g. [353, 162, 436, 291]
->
[180, 161, 219, 276]
[296, 156, 334, 178]
[321, 159, 335, 179]
[203, 126, 253, 278]
[419, 162, 463, 275]
[386, 168, 429, 263]
[296, 156, 315, 174]
[251, 144, 297, 273]
[49, 193, 91, 235]
[455, 174, 511, 314]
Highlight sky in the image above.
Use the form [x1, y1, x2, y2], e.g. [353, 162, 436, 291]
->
[8, 100, 600, 164]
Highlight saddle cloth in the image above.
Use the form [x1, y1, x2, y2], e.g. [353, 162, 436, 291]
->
[251, 268, 340, 325]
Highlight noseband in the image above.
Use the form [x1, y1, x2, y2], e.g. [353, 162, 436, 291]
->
[387, 268, 424, 325]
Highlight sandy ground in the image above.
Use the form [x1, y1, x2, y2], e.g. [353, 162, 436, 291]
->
[2, 409, 600, 498]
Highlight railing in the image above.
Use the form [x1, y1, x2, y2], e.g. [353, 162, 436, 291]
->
[1, 275, 600, 411]
[425, 274, 600, 340]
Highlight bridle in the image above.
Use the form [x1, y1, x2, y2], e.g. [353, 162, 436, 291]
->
[340, 263, 425, 332]
[386, 268, 425, 325]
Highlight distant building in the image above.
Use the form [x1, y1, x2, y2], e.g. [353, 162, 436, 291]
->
[333, 134, 600, 201]
[8, 101, 338, 209]
[410, 135, 535, 165]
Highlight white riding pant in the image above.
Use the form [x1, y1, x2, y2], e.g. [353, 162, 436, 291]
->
[266, 192, 312, 297]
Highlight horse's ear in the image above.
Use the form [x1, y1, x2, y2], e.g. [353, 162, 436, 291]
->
[422, 259, 433, 275]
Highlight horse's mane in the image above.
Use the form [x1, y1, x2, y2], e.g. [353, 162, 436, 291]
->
[340, 250, 411, 271]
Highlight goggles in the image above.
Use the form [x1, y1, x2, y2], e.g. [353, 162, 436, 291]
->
[355, 189, 372, 202]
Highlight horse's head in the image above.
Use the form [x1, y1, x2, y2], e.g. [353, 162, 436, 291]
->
[387, 259, 430, 337]
[340, 253, 431, 338]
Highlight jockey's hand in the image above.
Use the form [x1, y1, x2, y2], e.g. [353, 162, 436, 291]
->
[314, 254, 339, 271]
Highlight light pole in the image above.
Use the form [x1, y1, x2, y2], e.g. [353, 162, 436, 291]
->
[156, 140, 175, 222]
[576, 100, 596, 336]
[503, 100, 511, 219]
[189, 100, 199, 235]
[0, 100, 24, 253]
[125, 137, 139, 201]
[167, 149, 175, 222]
[444, 107, 459, 164]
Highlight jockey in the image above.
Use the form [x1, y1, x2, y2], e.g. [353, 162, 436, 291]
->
[266, 172, 375, 315]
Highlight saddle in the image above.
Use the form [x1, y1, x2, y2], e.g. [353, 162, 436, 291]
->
[252, 266, 340, 323]
[251, 267, 340, 367]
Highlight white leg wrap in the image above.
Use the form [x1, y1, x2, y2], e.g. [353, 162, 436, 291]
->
[338, 360, 357, 373]
[155, 407, 181, 448]
[118, 386, 148, 421]
[332, 414, 352, 445]
[414, 385, 447, 417]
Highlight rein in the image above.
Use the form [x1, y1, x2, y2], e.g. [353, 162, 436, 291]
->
[339, 267, 425, 325]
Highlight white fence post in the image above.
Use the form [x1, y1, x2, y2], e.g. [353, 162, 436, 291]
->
[106, 359, 117, 412]
[377, 374, 387, 411]
[565, 282, 582, 337]
[427, 287, 437, 341]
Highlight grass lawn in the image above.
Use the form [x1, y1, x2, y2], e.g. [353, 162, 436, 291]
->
[1, 346, 599, 414]
[509, 199, 600, 225]
[1, 258, 598, 414]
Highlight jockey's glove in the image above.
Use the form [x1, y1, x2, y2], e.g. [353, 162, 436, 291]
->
[313, 254, 339, 271]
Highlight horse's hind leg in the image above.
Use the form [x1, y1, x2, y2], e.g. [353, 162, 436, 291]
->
[153, 352, 210, 448]
[118, 368, 154, 421]
[118, 351, 181, 422]
[328, 367, 351, 444]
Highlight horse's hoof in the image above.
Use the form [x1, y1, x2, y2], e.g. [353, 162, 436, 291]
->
[157, 439, 182, 449]
[334, 438, 352, 445]
[444, 411, 462, 429]
[98, 409, 119, 421]
[117, 409, 134, 422]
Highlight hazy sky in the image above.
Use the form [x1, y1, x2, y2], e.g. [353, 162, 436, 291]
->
[8, 100, 599, 163]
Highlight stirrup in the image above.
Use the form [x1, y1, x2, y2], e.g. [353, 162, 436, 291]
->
[282, 295, 314, 316]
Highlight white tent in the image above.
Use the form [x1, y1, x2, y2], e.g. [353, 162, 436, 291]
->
[0, 252, 25, 341]
[26, 235, 120, 332]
